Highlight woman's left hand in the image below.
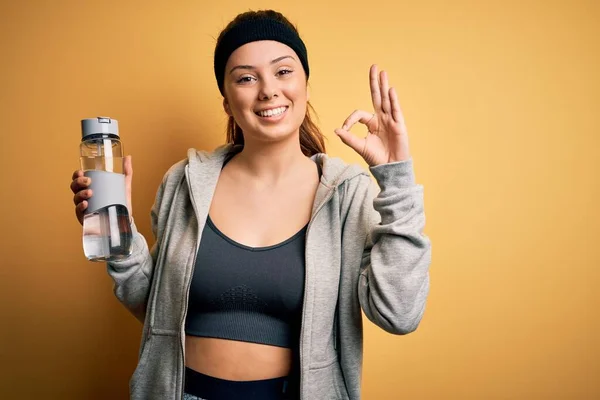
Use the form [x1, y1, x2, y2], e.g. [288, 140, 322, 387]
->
[335, 64, 411, 166]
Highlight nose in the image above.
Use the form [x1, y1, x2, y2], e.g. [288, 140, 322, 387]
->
[258, 75, 279, 100]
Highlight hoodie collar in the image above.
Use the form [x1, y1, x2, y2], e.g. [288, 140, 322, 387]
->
[186, 144, 368, 216]
[189, 143, 367, 183]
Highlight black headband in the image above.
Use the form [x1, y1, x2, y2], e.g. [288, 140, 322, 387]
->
[214, 17, 309, 96]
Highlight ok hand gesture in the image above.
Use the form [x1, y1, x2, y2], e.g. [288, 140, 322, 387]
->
[335, 65, 411, 166]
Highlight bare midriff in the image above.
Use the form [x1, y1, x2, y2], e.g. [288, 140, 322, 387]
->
[185, 336, 293, 380]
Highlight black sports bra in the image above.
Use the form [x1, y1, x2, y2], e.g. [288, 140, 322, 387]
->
[184, 215, 307, 348]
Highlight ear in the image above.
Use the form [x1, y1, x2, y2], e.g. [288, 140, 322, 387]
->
[306, 84, 310, 102]
[223, 97, 232, 116]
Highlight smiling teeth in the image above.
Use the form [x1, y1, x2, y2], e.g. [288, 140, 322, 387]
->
[257, 107, 287, 117]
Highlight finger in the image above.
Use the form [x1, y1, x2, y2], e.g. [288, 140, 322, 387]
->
[73, 189, 93, 206]
[389, 87, 406, 127]
[72, 169, 83, 180]
[76, 200, 88, 225]
[342, 110, 376, 131]
[380, 70, 391, 113]
[370, 65, 382, 113]
[70, 176, 91, 194]
[335, 128, 367, 155]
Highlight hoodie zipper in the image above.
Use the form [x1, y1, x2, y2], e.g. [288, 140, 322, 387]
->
[179, 164, 202, 399]
[299, 187, 335, 398]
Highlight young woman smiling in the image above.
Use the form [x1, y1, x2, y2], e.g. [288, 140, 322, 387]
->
[70, 9, 431, 400]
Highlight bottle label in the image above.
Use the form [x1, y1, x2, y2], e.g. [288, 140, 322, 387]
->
[83, 170, 128, 215]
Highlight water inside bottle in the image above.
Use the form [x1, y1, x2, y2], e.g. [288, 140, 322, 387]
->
[80, 155, 124, 173]
[83, 204, 132, 262]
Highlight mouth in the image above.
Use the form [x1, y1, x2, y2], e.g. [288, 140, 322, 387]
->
[254, 106, 289, 120]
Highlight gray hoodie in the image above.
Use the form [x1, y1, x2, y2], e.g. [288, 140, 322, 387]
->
[107, 144, 431, 399]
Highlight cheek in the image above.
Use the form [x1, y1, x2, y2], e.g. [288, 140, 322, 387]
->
[289, 80, 307, 99]
[293, 90, 308, 121]
[295, 99, 307, 121]
[226, 93, 254, 119]
[285, 81, 308, 110]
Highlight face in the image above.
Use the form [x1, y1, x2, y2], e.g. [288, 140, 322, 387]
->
[223, 40, 309, 144]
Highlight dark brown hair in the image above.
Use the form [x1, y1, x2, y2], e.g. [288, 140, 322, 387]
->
[217, 10, 326, 156]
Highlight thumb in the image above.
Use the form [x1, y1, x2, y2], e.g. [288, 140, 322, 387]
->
[123, 155, 133, 179]
[123, 155, 133, 218]
[334, 128, 366, 155]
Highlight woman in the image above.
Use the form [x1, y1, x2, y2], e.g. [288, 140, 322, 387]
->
[70, 9, 431, 400]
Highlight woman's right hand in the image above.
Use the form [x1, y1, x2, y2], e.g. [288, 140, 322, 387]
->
[70, 155, 133, 226]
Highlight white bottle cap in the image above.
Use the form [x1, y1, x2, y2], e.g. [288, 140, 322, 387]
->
[81, 116, 120, 139]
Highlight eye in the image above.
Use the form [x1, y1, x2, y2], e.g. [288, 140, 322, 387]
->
[277, 68, 293, 76]
[236, 75, 256, 84]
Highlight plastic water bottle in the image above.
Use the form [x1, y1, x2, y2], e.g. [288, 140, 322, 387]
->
[80, 116, 132, 262]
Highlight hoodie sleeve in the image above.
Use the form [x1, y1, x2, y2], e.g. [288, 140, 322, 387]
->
[353, 158, 431, 334]
[105, 176, 166, 323]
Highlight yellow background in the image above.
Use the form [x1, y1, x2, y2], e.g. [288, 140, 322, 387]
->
[1, 0, 598, 399]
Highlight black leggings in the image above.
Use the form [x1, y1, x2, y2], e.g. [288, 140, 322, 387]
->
[183, 367, 299, 400]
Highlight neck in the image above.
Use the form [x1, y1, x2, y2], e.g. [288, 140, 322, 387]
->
[232, 134, 311, 184]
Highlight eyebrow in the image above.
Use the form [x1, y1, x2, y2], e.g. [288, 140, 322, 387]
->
[229, 55, 296, 74]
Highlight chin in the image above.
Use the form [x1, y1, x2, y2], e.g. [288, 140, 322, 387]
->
[243, 120, 303, 143]
[254, 126, 300, 143]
